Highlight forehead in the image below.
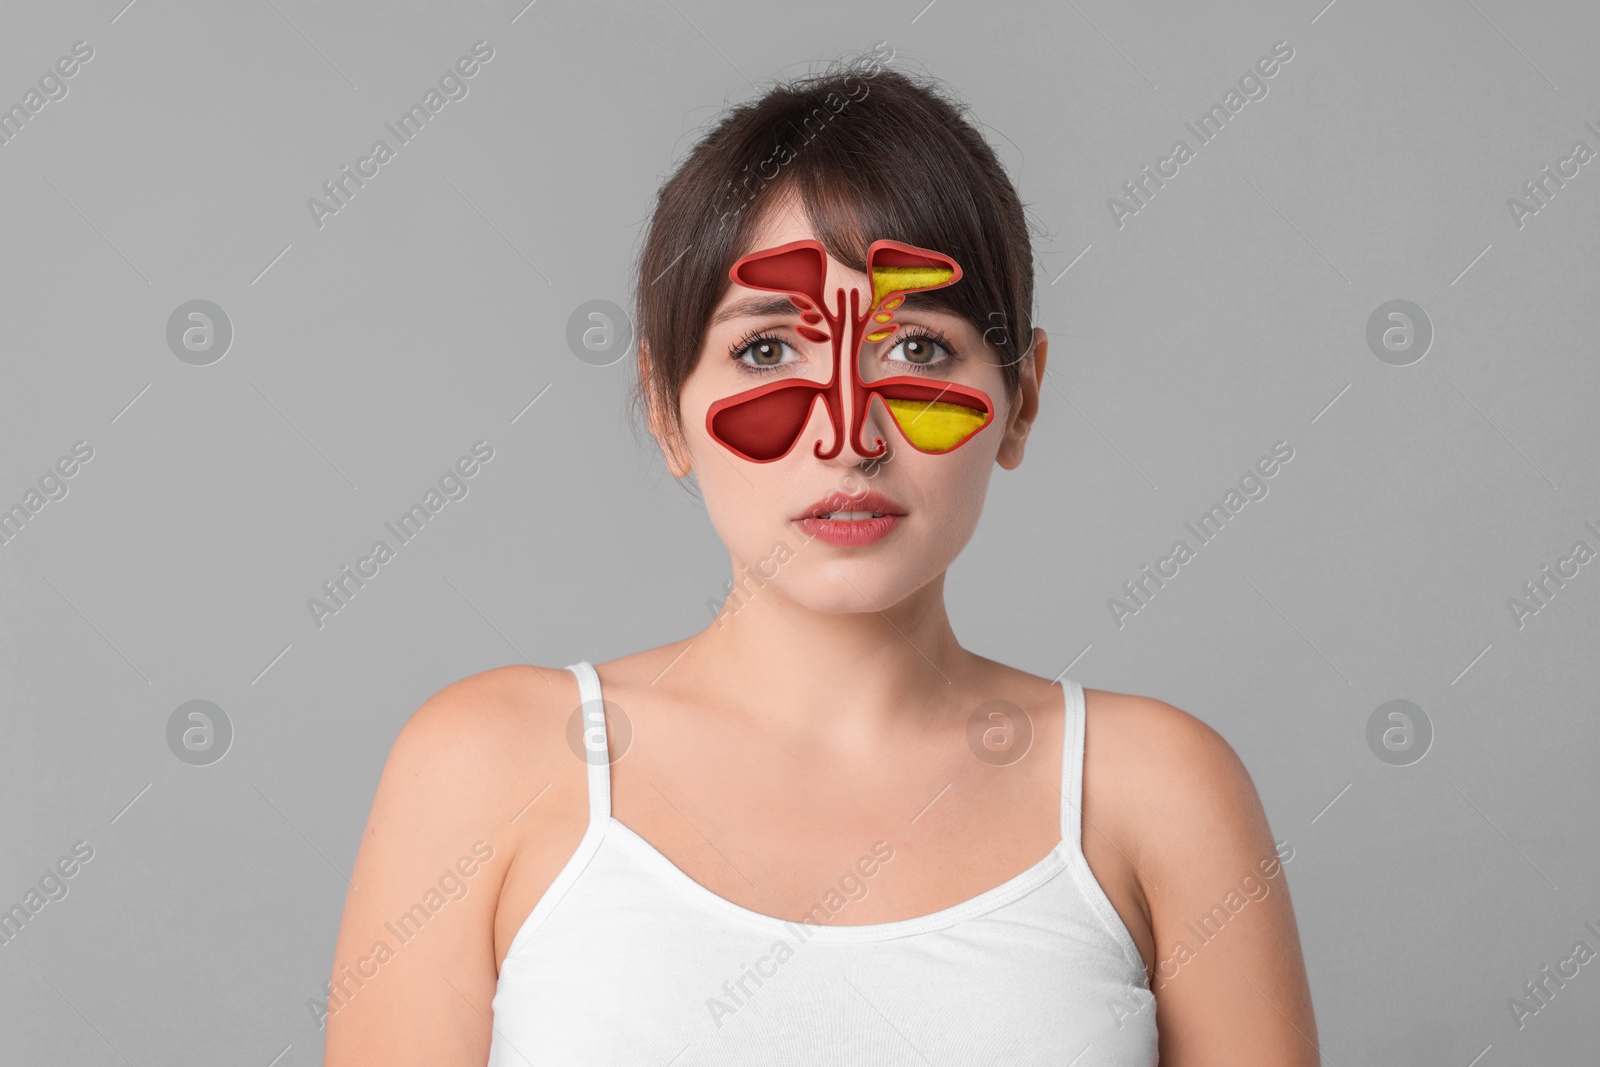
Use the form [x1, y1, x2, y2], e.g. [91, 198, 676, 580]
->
[740, 195, 818, 259]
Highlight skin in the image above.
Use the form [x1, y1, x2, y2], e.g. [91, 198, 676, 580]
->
[324, 192, 1320, 1065]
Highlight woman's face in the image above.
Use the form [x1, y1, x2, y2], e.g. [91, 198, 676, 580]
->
[660, 197, 1044, 615]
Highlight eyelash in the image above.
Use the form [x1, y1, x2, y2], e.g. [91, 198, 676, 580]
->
[727, 325, 961, 376]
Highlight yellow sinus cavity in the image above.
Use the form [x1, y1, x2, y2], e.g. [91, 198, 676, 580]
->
[870, 266, 954, 310]
[883, 397, 988, 452]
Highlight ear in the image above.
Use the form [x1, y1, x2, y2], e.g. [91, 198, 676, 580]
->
[640, 342, 694, 477]
[995, 328, 1047, 471]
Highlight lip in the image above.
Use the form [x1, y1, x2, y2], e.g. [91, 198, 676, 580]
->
[793, 488, 906, 522]
[795, 513, 904, 547]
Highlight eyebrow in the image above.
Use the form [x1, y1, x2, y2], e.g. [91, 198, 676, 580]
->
[709, 289, 960, 328]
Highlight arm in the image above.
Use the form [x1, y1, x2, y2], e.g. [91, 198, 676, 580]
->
[322, 669, 536, 1066]
[1128, 699, 1319, 1065]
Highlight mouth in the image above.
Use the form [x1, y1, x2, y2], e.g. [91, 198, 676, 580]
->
[793, 511, 904, 547]
[794, 489, 906, 522]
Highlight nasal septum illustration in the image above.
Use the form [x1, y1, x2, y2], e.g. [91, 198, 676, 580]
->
[706, 238, 995, 463]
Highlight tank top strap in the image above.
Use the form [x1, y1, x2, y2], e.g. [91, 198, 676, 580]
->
[563, 661, 611, 828]
[1059, 677, 1087, 850]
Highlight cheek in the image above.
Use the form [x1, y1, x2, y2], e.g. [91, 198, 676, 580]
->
[918, 434, 1001, 522]
[938, 455, 994, 515]
[677, 376, 721, 454]
[697, 462, 780, 546]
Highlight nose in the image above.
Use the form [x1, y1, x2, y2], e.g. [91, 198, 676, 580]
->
[804, 284, 892, 464]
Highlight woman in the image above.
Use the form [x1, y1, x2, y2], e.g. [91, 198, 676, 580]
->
[324, 59, 1318, 1065]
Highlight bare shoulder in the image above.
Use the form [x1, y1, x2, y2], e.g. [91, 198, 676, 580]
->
[1079, 687, 1274, 882]
[1081, 688, 1255, 798]
[324, 662, 581, 1065]
[1081, 688, 1317, 1063]
[392, 663, 574, 773]
[373, 661, 588, 906]
[369, 663, 581, 837]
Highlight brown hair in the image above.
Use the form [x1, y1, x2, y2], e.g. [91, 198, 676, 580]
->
[627, 52, 1039, 470]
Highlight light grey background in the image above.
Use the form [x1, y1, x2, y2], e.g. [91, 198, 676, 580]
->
[2, 0, 1597, 1063]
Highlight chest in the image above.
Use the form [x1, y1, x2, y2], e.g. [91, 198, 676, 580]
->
[491, 681, 1155, 976]
[599, 704, 1067, 926]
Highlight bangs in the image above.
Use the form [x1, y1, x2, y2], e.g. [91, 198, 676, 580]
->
[722, 130, 1006, 326]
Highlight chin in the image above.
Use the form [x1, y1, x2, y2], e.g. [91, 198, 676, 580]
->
[794, 561, 938, 612]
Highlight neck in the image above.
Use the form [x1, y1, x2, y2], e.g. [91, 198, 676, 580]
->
[683, 567, 979, 748]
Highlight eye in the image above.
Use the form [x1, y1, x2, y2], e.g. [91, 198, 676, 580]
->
[883, 327, 958, 373]
[728, 330, 800, 375]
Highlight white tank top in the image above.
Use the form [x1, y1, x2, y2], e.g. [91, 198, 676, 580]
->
[487, 661, 1159, 1064]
